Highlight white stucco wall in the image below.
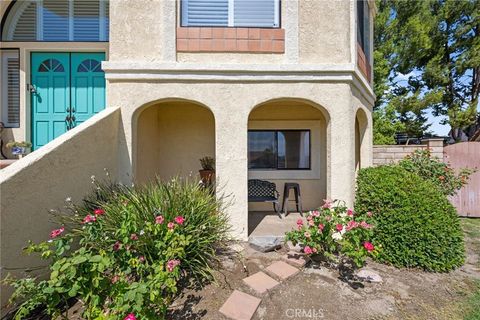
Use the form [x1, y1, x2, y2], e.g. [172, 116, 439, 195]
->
[0, 107, 122, 308]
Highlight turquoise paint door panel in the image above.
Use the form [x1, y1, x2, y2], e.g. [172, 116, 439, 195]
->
[31, 53, 70, 150]
[31, 53, 106, 150]
[71, 53, 106, 127]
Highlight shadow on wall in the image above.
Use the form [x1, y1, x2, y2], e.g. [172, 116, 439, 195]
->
[0, 107, 127, 309]
[134, 100, 215, 185]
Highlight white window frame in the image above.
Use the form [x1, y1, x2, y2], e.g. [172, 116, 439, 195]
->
[182, 0, 280, 28]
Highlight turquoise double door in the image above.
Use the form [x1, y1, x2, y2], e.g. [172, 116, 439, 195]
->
[31, 52, 106, 150]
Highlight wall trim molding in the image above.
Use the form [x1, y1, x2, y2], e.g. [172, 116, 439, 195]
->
[102, 62, 375, 104]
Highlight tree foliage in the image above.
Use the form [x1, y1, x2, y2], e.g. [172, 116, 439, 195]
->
[373, 0, 480, 142]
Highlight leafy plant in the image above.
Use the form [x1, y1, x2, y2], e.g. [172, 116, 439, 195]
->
[355, 165, 465, 272]
[399, 149, 475, 196]
[4, 177, 231, 319]
[6, 141, 32, 148]
[199, 156, 215, 171]
[285, 200, 379, 268]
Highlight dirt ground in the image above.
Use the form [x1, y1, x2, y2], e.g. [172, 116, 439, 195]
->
[168, 219, 480, 320]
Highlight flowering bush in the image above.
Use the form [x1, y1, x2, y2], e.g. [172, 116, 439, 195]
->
[399, 149, 475, 196]
[5, 178, 230, 319]
[285, 200, 379, 268]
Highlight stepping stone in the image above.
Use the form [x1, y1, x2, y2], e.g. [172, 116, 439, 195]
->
[283, 251, 308, 267]
[243, 271, 280, 294]
[266, 261, 299, 280]
[219, 290, 261, 320]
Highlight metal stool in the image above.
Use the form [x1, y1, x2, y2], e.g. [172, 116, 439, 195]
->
[282, 183, 303, 216]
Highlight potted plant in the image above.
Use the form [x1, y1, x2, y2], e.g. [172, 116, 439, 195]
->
[6, 141, 32, 157]
[199, 156, 215, 185]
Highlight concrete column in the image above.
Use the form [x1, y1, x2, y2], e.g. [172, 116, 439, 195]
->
[425, 138, 445, 159]
[215, 108, 249, 241]
[328, 97, 356, 207]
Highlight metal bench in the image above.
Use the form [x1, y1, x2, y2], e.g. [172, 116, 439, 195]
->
[248, 179, 281, 218]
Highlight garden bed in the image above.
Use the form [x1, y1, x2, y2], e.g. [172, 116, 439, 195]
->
[168, 218, 480, 320]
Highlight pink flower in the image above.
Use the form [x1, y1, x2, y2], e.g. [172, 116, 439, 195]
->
[336, 224, 344, 232]
[124, 314, 137, 320]
[296, 219, 304, 226]
[346, 220, 359, 231]
[308, 220, 315, 226]
[360, 221, 372, 229]
[50, 227, 65, 239]
[82, 214, 96, 224]
[322, 199, 332, 209]
[311, 210, 320, 217]
[347, 209, 354, 217]
[367, 211, 373, 217]
[139, 256, 145, 263]
[166, 259, 181, 272]
[325, 216, 332, 222]
[312, 247, 318, 253]
[306, 215, 312, 221]
[363, 241, 375, 252]
[174, 216, 185, 225]
[304, 246, 313, 255]
[113, 241, 121, 251]
[130, 233, 138, 241]
[94, 208, 105, 215]
[304, 231, 311, 238]
[111, 275, 120, 284]
[155, 215, 164, 224]
[167, 222, 175, 230]
[318, 223, 325, 232]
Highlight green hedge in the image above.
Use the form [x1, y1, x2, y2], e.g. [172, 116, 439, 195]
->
[355, 165, 465, 272]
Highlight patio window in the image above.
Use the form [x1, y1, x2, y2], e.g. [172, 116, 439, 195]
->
[248, 130, 310, 170]
[0, 49, 20, 128]
[181, 0, 280, 28]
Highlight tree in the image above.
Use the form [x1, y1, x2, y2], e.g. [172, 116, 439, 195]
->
[373, 0, 480, 142]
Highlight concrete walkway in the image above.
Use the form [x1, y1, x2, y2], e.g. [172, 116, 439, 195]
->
[248, 211, 303, 238]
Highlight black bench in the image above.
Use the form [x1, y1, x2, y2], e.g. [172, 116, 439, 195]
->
[248, 179, 281, 218]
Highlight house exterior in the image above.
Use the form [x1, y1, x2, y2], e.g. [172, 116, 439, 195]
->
[0, 0, 374, 307]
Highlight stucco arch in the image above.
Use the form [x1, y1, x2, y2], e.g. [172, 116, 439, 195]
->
[246, 98, 330, 230]
[133, 98, 215, 184]
[355, 107, 370, 171]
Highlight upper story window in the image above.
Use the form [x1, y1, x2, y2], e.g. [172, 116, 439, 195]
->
[357, 0, 371, 62]
[181, 0, 280, 28]
[1, 0, 109, 41]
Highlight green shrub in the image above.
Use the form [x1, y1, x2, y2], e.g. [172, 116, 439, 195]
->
[5, 178, 230, 320]
[399, 149, 475, 196]
[354, 165, 465, 272]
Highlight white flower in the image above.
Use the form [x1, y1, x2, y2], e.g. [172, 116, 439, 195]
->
[139, 230, 145, 236]
[339, 212, 348, 218]
[340, 227, 346, 235]
[332, 232, 343, 241]
[65, 197, 72, 202]
[47, 240, 53, 243]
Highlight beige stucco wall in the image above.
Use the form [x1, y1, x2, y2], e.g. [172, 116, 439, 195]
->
[106, 81, 370, 240]
[0, 107, 122, 308]
[108, 0, 356, 65]
[136, 101, 215, 183]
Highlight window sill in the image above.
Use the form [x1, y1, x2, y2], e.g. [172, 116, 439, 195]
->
[177, 27, 285, 53]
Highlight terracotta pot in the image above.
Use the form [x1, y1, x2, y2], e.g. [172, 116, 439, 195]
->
[199, 169, 215, 185]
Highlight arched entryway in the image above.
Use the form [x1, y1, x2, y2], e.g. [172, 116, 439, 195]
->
[355, 108, 368, 172]
[247, 99, 329, 236]
[134, 100, 215, 184]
